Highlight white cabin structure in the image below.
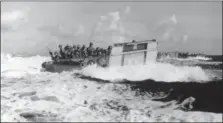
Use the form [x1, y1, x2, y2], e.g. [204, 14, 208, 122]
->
[109, 39, 158, 66]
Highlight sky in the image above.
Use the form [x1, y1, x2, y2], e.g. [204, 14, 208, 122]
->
[1, 2, 222, 56]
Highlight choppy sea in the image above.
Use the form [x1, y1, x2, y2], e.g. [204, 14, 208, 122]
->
[1, 53, 222, 122]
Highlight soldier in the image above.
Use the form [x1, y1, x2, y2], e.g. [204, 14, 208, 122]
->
[94, 47, 99, 57]
[72, 45, 77, 58]
[58, 45, 66, 59]
[67, 46, 73, 59]
[73, 44, 77, 50]
[62, 45, 69, 59]
[68, 45, 74, 58]
[49, 51, 54, 60]
[64, 45, 69, 51]
[93, 47, 99, 57]
[102, 48, 107, 57]
[80, 45, 87, 58]
[98, 51, 102, 57]
[49, 51, 60, 61]
[98, 48, 104, 57]
[105, 45, 112, 64]
[54, 52, 60, 61]
[76, 45, 81, 58]
[87, 42, 95, 57]
[95, 47, 99, 52]
[107, 45, 112, 56]
[69, 46, 74, 58]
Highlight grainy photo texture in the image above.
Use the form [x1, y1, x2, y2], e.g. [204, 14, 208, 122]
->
[1, 1, 222, 122]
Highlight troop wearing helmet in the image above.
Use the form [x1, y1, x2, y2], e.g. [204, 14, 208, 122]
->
[49, 42, 112, 63]
[86, 42, 94, 57]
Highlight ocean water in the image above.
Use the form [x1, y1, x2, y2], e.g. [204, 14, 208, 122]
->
[1, 53, 222, 122]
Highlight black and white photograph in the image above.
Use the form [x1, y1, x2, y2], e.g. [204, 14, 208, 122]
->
[1, 1, 222, 122]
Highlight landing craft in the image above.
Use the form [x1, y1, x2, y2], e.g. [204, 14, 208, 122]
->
[41, 39, 158, 72]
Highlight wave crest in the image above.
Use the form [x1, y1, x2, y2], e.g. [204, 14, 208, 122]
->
[80, 62, 210, 82]
[1, 53, 50, 78]
[1, 53, 212, 82]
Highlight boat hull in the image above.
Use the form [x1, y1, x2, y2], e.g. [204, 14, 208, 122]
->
[41, 59, 107, 73]
[41, 61, 84, 73]
[41, 39, 158, 72]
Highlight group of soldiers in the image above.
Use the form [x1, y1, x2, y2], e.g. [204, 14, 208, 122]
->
[49, 42, 112, 62]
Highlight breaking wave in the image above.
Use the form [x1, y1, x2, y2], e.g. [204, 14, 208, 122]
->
[1, 53, 212, 82]
[80, 63, 210, 82]
[187, 56, 212, 61]
[160, 55, 212, 61]
[1, 53, 50, 78]
[1, 53, 222, 122]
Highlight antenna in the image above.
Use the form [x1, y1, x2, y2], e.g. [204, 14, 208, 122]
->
[88, 22, 97, 42]
[46, 46, 52, 53]
[73, 35, 75, 45]
[53, 37, 59, 47]
[88, 19, 102, 44]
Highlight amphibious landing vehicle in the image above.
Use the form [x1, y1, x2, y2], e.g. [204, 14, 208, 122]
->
[41, 39, 158, 72]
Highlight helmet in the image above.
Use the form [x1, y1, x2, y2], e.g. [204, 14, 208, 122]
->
[64, 45, 69, 50]
[59, 44, 62, 48]
[82, 45, 86, 48]
[54, 52, 58, 55]
[108, 45, 112, 49]
[90, 42, 93, 46]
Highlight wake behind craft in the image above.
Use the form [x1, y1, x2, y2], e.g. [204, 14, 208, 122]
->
[41, 39, 158, 72]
